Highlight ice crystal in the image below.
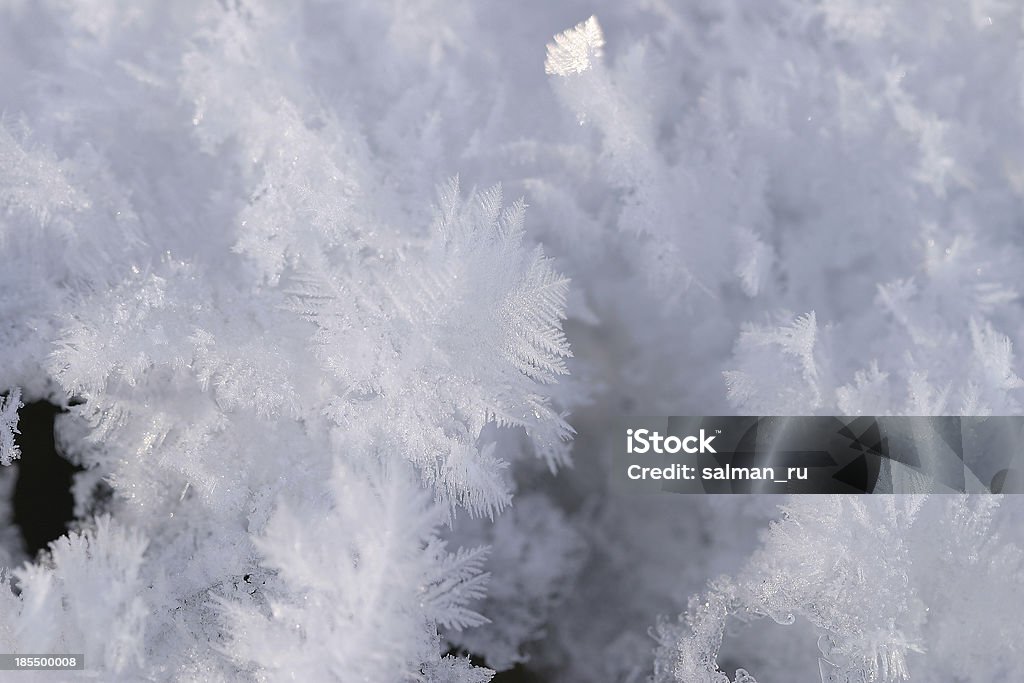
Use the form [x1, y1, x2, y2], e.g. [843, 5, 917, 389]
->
[0, 388, 21, 466]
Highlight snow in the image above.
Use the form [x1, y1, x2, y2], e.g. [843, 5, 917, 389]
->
[0, 1, 1023, 680]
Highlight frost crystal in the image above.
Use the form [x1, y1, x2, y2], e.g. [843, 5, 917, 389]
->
[545, 17, 605, 76]
[659, 496, 1024, 682]
[220, 459, 493, 681]
[6, 516, 148, 673]
[0, 0, 1023, 680]
[0, 388, 22, 466]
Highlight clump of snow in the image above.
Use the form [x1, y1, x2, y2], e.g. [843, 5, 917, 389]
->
[0, 1, 1022, 680]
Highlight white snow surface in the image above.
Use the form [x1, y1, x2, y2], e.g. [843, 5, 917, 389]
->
[0, 1, 1023, 681]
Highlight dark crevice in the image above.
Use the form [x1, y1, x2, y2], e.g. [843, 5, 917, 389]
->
[490, 664, 549, 682]
[11, 400, 82, 557]
[443, 647, 550, 682]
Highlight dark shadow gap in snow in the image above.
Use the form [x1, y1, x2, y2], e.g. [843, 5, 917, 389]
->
[442, 647, 548, 682]
[490, 664, 548, 682]
[11, 400, 83, 557]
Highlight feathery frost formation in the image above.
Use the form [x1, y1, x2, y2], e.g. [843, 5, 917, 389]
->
[1, 0, 1023, 680]
[0, 388, 21, 466]
[545, 17, 605, 77]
